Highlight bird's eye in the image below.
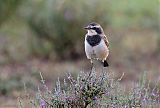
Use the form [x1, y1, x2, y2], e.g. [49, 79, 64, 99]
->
[92, 27, 97, 30]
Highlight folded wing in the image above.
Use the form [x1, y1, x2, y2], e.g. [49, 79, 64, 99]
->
[102, 35, 109, 47]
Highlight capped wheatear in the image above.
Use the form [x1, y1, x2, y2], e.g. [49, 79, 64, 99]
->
[84, 22, 109, 67]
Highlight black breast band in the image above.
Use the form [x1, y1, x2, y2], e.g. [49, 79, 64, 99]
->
[86, 35, 101, 47]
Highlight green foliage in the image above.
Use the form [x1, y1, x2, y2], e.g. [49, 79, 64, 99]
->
[18, 0, 158, 59]
[0, 0, 21, 26]
[0, 0, 158, 60]
[0, 18, 32, 64]
[108, 0, 158, 29]
[19, 0, 109, 59]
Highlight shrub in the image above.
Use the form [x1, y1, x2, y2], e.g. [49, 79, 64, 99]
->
[0, 0, 21, 26]
[18, 68, 160, 107]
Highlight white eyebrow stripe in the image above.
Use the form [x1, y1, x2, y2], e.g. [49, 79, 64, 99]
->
[92, 25, 100, 28]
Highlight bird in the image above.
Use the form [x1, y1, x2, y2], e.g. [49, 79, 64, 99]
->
[84, 22, 109, 67]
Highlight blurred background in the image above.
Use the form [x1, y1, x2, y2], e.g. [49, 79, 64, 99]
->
[0, 0, 159, 107]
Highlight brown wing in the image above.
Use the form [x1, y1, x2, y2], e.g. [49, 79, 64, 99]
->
[102, 35, 109, 47]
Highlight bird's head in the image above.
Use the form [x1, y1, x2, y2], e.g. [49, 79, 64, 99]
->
[84, 22, 104, 35]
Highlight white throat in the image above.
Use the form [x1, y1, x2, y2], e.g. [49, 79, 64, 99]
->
[87, 30, 97, 35]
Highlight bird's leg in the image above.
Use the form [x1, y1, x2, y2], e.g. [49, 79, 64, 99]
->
[85, 59, 93, 83]
[90, 59, 93, 71]
[88, 59, 93, 78]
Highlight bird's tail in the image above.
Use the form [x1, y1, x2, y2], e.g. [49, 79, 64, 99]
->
[103, 60, 109, 67]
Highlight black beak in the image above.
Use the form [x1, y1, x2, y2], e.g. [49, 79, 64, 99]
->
[84, 26, 90, 30]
